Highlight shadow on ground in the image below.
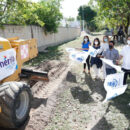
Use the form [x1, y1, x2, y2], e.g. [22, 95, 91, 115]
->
[111, 87, 130, 121]
[66, 71, 77, 83]
[67, 70, 130, 129]
[66, 71, 94, 104]
[66, 71, 106, 103]
[31, 97, 48, 109]
[71, 86, 94, 104]
[91, 103, 114, 130]
[91, 116, 114, 130]
[84, 73, 106, 101]
[85, 73, 130, 129]
[84, 72, 130, 129]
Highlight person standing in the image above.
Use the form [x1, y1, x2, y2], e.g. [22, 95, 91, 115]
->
[102, 41, 119, 75]
[118, 36, 130, 85]
[82, 35, 91, 73]
[90, 38, 102, 79]
[98, 36, 109, 79]
[118, 26, 124, 42]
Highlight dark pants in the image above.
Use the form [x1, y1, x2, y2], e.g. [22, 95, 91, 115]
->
[113, 35, 118, 41]
[106, 68, 116, 75]
[122, 68, 130, 85]
[84, 56, 90, 70]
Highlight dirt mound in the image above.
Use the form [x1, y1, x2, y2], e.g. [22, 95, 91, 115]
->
[37, 60, 67, 81]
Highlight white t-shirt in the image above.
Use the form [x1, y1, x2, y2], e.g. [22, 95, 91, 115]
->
[98, 42, 109, 54]
[120, 45, 130, 70]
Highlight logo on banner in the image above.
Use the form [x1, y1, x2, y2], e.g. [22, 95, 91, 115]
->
[65, 48, 75, 53]
[88, 46, 99, 57]
[0, 55, 15, 69]
[89, 50, 97, 57]
[0, 49, 17, 81]
[107, 79, 118, 88]
[103, 73, 128, 102]
[76, 57, 84, 62]
[72, 54, 76, 58]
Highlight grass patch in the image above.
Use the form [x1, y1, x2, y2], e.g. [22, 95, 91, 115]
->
[25, 45, 64, 66]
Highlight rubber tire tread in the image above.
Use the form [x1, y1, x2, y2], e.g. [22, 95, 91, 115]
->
[0, 82, 32, 128]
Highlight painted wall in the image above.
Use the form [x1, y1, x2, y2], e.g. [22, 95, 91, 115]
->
[0, 25, 81, 51]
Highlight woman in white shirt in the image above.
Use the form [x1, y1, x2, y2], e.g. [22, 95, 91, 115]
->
[118, 35, 130, 85]
[98, 36, 109, 80]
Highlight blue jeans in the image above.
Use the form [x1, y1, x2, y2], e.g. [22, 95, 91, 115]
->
[106, 68, 116, 75]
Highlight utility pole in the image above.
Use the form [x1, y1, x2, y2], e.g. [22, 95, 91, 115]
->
[82, 3, 84, 31]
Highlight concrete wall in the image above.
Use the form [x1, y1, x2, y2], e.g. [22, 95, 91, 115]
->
[0, 25, 81, 51]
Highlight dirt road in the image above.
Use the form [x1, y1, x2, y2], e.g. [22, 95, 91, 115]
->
[19, 32, 130, 130]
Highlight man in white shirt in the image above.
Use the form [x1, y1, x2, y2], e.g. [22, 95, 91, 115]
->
[119, 35, 130, 85]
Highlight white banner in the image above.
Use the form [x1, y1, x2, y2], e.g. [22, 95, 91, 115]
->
[66, 47, 128, 101]
[69, 50, 89, 63]
[88, 46, 100, 57]
[65, 48, 76, 53]
[104, 72, 127, 102]
[0, 49, 17, 81]
[66, 46, 99, 63]
[101, 58, 122, 72]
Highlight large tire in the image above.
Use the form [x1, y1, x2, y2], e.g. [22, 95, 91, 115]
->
[0, 82, 32, 128]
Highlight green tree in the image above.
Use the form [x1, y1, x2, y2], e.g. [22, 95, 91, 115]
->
[0, 0, 62, 33]
[78, 5, 97, 31]
[66, 17, 75, 22]
[33, 0, 62, 33]
[94, 0, 130, 37]
[0, 0, 45, 26]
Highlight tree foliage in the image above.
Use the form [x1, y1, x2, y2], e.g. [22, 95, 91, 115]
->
[66, 17, 75, 22]
[94, 0, 130, 36]
[78, 5, 97, 31]
[0, 0, 62, 33]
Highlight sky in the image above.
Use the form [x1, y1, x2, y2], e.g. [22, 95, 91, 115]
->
[60, 0, 89, 18]
[31, 0, 90, 18]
